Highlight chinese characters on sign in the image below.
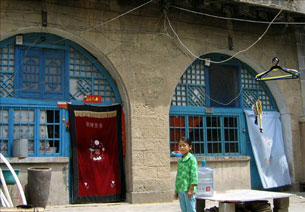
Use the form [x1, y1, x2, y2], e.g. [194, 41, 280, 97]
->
[83, 95, 102, 103]
[86, 121, 103, 129]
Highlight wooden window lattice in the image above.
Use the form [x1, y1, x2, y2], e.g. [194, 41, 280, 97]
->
[0, 35, 121, 157]
[171, 63, 276, 110]
[0, 44, 118, 103]
[69, 47, 116, 102]
[0, 45, 15, 97]
[170, 57, 277, 156]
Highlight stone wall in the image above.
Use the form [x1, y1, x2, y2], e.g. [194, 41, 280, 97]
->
[0, 0, 304, 204]
[295, 28, 305, 188]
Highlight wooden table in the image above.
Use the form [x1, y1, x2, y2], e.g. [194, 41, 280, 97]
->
[196, 189, 293, 212]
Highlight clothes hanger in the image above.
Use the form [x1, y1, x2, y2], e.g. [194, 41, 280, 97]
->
[255, 57, 301, 81]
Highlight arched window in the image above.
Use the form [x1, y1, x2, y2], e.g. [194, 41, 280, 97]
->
[169, 53, 277, 156]
[0, 33, 121, 157]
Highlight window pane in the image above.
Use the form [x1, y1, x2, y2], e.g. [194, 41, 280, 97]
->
[13, 109, 35, 140]
[206, 116, 221, 154]
[28, 140, 34, 154]
[189, 116, 204, 154]
[45, 58, 62, 92]
[170, 116, 186, 153]
[225, 143, 238, 153]
[170, 129, 185, 142]
[209, 65, 240, 107]
[170, 116, 185, 127]
[0, 125, 8, 138]
[207, 116, 220, 127]
[224, 117, 239, 154]
[192, 142, 204, 154]
[22, 56, 40, 91]
[0, 140, 8, 154]
[40, 109, 60, 154]
[208, 142, 222, 154]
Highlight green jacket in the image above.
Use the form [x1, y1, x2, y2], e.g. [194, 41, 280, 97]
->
[175, 153, 198, 193]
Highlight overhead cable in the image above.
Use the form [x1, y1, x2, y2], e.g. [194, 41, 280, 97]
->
[51, 0, 153, 44]
[166, 8, 283, 64]
[86, 0, 153, 32]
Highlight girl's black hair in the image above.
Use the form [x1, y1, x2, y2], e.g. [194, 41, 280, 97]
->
[178, 137, 192, 146]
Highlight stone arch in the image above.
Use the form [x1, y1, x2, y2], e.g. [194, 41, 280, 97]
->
[210, 50, 295, 182]
[0, 27, 133, 199]
[188, 50, 294, 182]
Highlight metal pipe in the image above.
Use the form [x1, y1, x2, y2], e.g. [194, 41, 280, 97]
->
[0, 153, 27, 205]
[0, 167, 13, 207]
[0, 188, 9, 207]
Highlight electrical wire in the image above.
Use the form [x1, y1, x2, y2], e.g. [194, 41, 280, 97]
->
[0, 0, 154, 72]
[90, 0, 153, 29]
[153, 13, 175, 39]
[52, 0, 153, 44]
[205, 86, 242, 106]
[1, 0, 153, 73]
[172, 5, 305, 25]
[166, 8, 283, 64]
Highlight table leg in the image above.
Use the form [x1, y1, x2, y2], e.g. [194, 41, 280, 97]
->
[219, 202, 235, 212]
[196, 199, 205, 212]
[273, 197, 289, 212]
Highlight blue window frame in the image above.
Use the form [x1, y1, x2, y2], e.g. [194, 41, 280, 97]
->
[170, 112, 243, 156]
[0, 33, 121, 157]
[15, 47, 68, 100]
[170, 54, 277, 156]
[0, 104, 65, 157]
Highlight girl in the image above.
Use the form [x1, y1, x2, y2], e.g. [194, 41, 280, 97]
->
[174, 137, 198, 212]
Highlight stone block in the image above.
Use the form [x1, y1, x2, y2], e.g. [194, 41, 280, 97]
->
[157, 166, 171, 178]
[133, 178, 171, 192]
[131, 190, 173, 203]
[133, 166, 158, 179]
[131, 151, 144, 166]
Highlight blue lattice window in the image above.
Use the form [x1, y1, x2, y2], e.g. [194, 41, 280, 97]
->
[69, 47, 117, 103]
[0, 33, 121, 157]
[241, 68, 275, 110]
[15, 47, 67, 100]
[171, 59, 277, 110]
[171, 60, 206, 106]
[0, 44, 15, 97]
[1, 34, 121, 103]
[170, 54, 277, 156]
[0, 106, 64, 156]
